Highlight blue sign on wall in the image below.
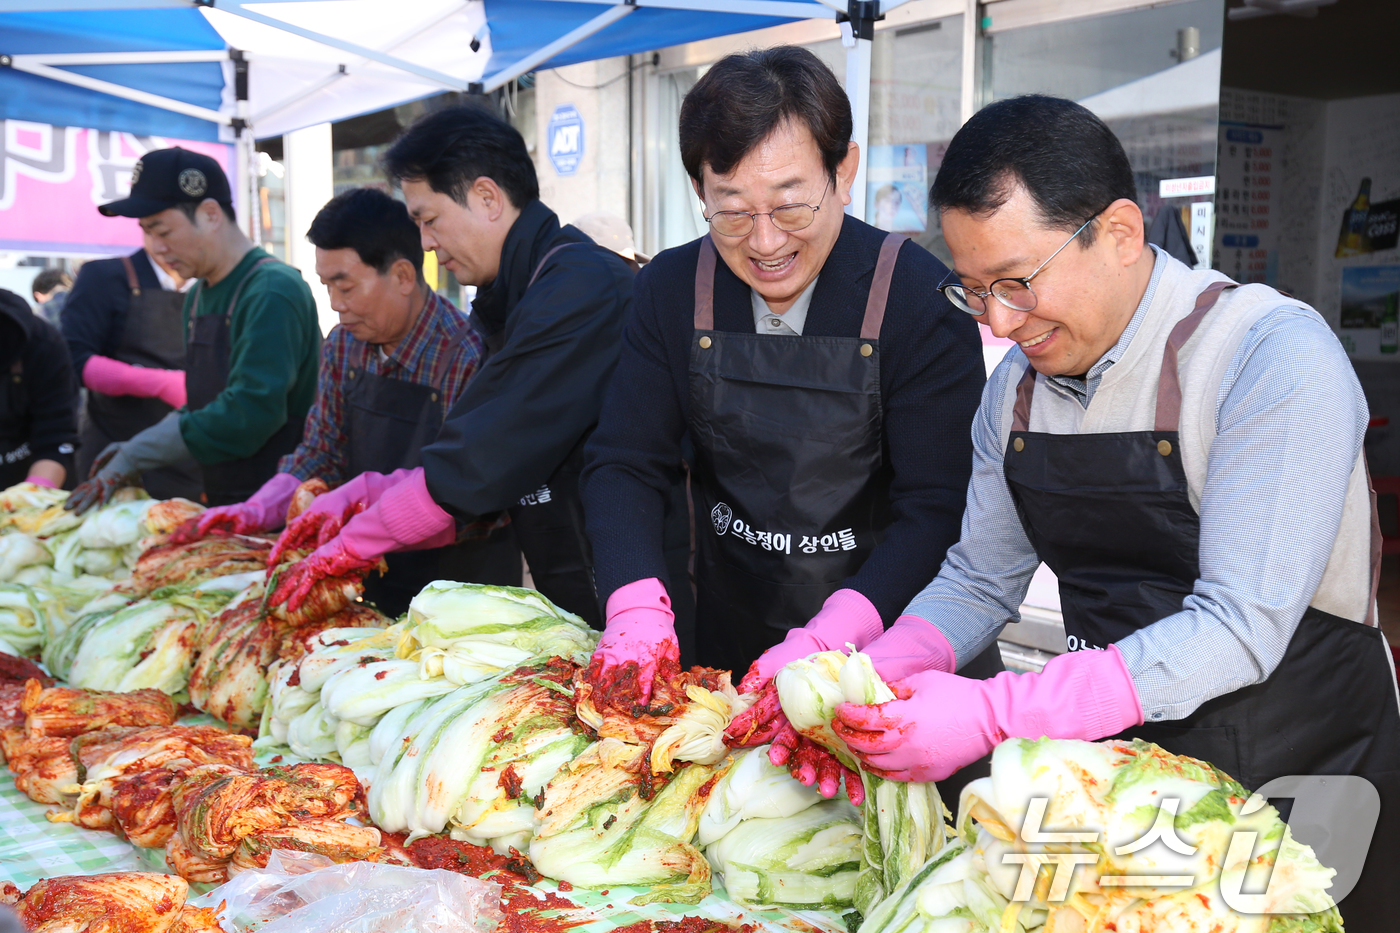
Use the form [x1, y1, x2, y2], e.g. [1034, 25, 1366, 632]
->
[548, 104, 584, 176]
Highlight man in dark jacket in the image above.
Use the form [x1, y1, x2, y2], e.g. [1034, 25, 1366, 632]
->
[0, 289, 79, 490]
[62, 237, 202, 501]
[266, 105, 691, 630]
[580, 46, 997, 802]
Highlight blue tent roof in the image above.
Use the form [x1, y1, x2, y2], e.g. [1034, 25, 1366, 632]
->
[1, 9, 228, 141]
[485, 0, 804, 75]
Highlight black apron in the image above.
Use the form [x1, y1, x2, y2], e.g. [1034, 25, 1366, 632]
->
[345, 315, 521, 618]
[77, 255, 203, 501]
[499, 244, 602, 628]
[1003, 281, 1400, 930]
[185, 258, 304, 507]
[687, 234, 1004, 684]
[0, 359, 37, 489]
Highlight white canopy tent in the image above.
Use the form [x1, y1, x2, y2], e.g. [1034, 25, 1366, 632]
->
[1, 0, 913, 230]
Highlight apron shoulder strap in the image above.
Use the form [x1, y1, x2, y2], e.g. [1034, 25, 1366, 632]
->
[1010, 364, 1037, 433]
[695, 236, 717, 331]
[1154, 280, 1237, 431]
[861, 232, 907, 340]
[223, 257, 279, 324]
[1009, 278, 1239, 434]
[120, 255, 141, 297]
[526, 243, 578, 292]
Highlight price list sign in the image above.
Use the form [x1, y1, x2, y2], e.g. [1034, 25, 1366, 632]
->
[1215, 123, 1281, 285]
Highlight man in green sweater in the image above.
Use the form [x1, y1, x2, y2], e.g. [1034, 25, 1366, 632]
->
[68, 148, 320, 511]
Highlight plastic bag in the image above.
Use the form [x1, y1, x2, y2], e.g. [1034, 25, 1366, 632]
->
[190, 851, 502, 933]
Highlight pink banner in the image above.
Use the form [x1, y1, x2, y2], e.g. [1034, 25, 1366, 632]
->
[0, 120, 233, 257]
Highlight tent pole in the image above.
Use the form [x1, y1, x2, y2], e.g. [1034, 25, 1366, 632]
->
[842, 1, 878, 220]
[230, 49, 261, 245]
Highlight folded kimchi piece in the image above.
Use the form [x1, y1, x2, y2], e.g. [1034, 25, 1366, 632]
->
[172, 764, 280, 861]
[11, 871, 190, 933]
[171, 903, 224, 933]
[143, 499, 206, 537]
[0, 723, 29, 765]
[286, 478, 331, 524]
[74, 725, 255, 828]
[21, 680, 177, 738]
[574, 660, 737, 748]
[189, 600, 281, 729]
[262, 761, 365, 820]
[267, 573, 368, 629]
[229, 816, 383, 874]
[11, 736, 76, 803]
[166, 832, 233, 885]
[117, 535, 271, 600]
[113, 767, 182, 849]
[275, 603, 391, 666]
[80, 725, 254, 786]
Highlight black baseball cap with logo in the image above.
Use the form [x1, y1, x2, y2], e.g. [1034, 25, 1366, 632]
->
[98, 147, 233, 218]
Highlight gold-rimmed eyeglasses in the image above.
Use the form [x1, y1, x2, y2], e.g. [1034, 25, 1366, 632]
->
[703, 180, 832, 238]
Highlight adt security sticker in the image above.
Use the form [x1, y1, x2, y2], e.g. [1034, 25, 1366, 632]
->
[548, 104, 584, 176]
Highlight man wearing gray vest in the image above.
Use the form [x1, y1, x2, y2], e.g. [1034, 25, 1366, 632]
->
[833, 95, 1397, 928]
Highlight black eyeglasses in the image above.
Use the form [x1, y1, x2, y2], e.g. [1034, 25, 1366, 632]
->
[937, 214, 1096, 315]
[704, 180, 832, 238]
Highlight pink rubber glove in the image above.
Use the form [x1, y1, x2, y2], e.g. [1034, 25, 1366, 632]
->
[25, 475, 57, 489]
[861, 614, 958, 682]
[738, 589, 884, 693]
[83, 355, 186, 409]
[194, 472, 301, 537]
[833, 646, 1145, 782]
[269, 467, 416, 568]
[268, 469, 454, 611]
[585, 578, 679, 706]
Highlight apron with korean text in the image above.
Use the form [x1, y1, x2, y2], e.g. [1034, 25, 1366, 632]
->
[687, 234, 900, 675]
[1003, 281, 1400, 929]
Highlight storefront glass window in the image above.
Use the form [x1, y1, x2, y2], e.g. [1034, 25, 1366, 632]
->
[867, 15, 964, 262]
[986, 0, 1225, 267]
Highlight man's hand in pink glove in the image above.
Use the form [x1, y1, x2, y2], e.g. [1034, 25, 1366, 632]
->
[267, 468, 415, 569]
[738, 589, 885, 694]
[833, 646, 1145, 783]
[267, 469, 455, 611]
[268, 538, 380, 612]
[860, 614, 959, 683]
[722, 683, 866, 805]
[196, 472, 302, 538]
[83, 355, 186, 409]
[585, 578, 679, 707]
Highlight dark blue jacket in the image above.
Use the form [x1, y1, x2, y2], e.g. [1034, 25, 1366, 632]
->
[60, 248, 163, 376]
[581, 215, 985, 623]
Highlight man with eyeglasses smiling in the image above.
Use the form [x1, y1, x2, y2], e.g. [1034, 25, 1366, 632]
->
[831, 95, 1397, 925]
[580, 45, 997, 803]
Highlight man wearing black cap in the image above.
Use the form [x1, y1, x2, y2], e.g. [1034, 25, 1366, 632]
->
[67, 147, 320, 512]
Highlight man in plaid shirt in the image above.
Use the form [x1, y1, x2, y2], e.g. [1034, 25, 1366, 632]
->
[193, 188, 520, 613]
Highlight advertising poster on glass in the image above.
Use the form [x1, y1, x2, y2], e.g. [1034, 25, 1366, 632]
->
[865, 144, 927, 234]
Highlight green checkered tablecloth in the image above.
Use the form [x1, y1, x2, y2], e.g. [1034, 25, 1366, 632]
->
[0, 744, 848, 933]
[0, 768, 159, 886]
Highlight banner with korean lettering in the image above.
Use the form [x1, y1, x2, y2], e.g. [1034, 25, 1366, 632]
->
[0, 120, 233, 256]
